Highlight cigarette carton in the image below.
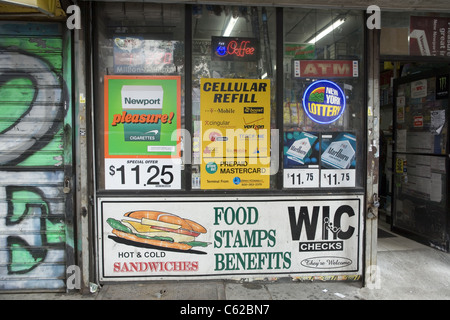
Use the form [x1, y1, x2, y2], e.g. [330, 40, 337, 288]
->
[286, 132, 318, 164]
[121, 85, 164, 141]
[321, 133, 356, 169]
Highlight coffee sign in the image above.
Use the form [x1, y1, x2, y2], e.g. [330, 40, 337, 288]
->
[211, 36, 259, 62]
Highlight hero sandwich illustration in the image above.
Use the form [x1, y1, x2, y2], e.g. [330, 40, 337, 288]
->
[107, 210, 208, 251]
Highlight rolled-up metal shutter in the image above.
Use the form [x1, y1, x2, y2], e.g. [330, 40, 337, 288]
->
[0, 21, 72, 292]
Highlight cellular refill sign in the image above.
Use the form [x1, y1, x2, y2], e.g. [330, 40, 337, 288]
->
[200, 78, 271, 189]
[97, 196, 363, 281]
[104, 76, 181, 190]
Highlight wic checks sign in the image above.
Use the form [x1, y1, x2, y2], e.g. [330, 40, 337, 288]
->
[98, 195, 363, 281]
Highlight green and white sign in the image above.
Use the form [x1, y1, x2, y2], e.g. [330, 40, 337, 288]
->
[105, 75, 181, 158]
[97, 195, 364, 281]
[104, 76, 181, 190]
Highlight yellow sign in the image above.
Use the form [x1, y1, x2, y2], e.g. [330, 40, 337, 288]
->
[0, 0, 65, 17]
[395, 158, 405, 174]
[200, 78, 271, 189]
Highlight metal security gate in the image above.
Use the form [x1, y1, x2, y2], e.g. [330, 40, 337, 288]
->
[0, 21, 73, 292]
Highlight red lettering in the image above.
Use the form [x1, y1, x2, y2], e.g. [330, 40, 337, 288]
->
[227, 40, 255, 57]
[299, 60, 354, 78]
[110, 112, 171, 125]
[147, 262, 160, 272]
[112, 261, 200, 273]
[163, 52, 172, 64]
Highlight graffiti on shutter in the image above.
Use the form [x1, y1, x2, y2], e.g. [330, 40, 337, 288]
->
[0, 22, 72, 291]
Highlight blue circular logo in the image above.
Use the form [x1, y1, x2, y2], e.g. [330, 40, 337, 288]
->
[233, 177, 241, 185]
[302, 80, 346, 124]
[205, 162, 218, 174]
[216, 44, 227, 57]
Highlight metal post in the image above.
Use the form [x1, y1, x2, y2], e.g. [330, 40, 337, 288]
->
[365, 24, 381, 288]
[73, 1, 91, 294]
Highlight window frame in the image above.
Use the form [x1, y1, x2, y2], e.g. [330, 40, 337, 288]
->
[93, 4, 367, 196]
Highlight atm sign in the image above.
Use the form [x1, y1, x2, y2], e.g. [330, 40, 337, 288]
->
[294, 60, 358, 78]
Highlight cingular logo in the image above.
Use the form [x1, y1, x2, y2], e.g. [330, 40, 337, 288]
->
[302, 80, 346, 124]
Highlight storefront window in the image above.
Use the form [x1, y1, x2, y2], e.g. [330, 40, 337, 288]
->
[381, 12, 450, 58]
[282, 8, 365, 189]
[94, 2, 186, 191]
[191, 6, 277, 190]
[94, 4, 365, 193]
[93, 4, 368, 281]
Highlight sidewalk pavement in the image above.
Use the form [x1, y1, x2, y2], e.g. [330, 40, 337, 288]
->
[1, 224, 450, 301]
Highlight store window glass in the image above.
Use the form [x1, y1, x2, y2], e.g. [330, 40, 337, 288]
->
[283, 8, 365, 189]
[191, 6, 277, 190]
[381, 12, 450, 58]
[94, 2, 186, 191]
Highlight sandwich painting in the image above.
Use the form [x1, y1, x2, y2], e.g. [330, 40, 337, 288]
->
[107, 210, 209, 252]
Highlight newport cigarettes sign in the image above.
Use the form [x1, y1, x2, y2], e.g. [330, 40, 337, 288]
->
[121, 86, 163, 110]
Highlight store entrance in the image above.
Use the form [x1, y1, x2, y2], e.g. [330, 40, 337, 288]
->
[379, 60, 449, 252]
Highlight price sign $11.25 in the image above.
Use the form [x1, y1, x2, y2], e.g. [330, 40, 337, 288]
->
[105, 158, 181, 190]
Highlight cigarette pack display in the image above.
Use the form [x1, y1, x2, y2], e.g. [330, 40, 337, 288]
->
[286, 132, 318, 165]
[321, 133, 356, 169]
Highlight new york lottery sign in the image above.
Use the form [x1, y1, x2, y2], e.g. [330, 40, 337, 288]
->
[302, 80, 346, 124]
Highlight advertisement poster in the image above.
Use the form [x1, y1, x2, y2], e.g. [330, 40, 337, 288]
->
[284, 44, 315, 59]
[396, 96, 405, 123]
[98, 196, 363, 281]
[283, 131, 320, 188]
[436, 75, 449, 100]
[410, 16, 450, 57]
[411, 79, 427, 98]
[321, 133, 356, 188]
[283, 132, 356, 188]
[104, 76, 182, 190]
[113, 37, 183, 74]
[200, 78, 271, 189]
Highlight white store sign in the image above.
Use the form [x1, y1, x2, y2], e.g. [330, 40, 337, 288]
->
[97, 195, 363, 281]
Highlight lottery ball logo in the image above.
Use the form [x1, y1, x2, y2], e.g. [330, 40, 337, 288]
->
[302, 80, 346, 124]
